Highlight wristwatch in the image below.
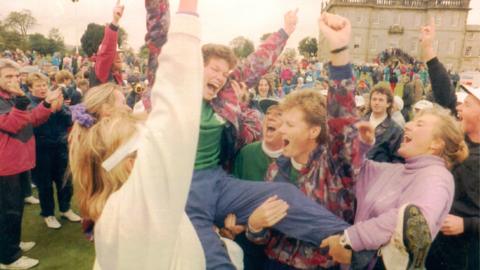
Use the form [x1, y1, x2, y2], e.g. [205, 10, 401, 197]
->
[339, 233, 352, 250]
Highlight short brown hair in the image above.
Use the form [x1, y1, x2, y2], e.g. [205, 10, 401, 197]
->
[202, 44, 237, 70]
[369, 83, 394, 115]
[26, 72, 49, 88]
[280, 89, 328, 144]
[77, 78, 89, 89]
[55, 70, 74, 84]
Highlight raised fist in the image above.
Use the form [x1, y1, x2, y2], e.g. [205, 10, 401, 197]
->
[318, 12, 351, 51]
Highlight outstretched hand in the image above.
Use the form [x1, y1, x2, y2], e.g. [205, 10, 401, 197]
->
[283, 9, 299, 36]
[112, 0, 125, 26]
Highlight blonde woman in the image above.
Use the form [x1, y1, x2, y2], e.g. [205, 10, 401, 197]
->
[68, 0, 205, 269]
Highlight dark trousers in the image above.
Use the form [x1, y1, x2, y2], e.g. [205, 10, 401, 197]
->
[0, 172, 26, 264]
[20, 170, 32, 198]
[33, 144, 72, 217]
[185, 167, 349, 270]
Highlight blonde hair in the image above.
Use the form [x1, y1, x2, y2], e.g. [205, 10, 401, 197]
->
[82, 83, 123, 119]
[26, 72, 49, 88]
[69, 82, 144, 221]
[69, 115, 139, 221]
[280, 89, 328, 144]
[417, 105, 469, 168]
[202, 44, 237, 69]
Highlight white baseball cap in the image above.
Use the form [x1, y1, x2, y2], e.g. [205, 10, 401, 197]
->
[460, 84, 480, 102]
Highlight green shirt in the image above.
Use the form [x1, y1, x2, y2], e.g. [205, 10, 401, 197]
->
[194, 101, 226, 170]
[289, 165, 300, 185]
[233, 141, 273, 181]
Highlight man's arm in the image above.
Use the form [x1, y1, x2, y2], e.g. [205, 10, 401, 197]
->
[420, 18, 457, 114]
[229, 9, 297, 89]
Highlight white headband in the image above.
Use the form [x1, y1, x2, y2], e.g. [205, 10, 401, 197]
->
[101, 125, 145, 172]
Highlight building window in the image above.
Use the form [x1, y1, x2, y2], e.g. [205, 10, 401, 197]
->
[435, 16, 441, 26]
[467, 32, 474, 40]
[448, 40, 456, 56]
[465, 46, 472, 57]
[372, 14, 380, 25]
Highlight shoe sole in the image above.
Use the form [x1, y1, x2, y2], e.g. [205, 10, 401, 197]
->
[403, 205, 431, 270]
[60, 215, 81, 222]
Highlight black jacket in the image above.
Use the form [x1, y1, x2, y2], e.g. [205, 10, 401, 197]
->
[363, 113, 404, 163]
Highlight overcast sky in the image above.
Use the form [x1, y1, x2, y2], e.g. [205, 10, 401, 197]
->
[1, 0, 479, 51]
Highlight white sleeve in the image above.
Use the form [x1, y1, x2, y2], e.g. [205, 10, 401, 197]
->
[95, 14, 203, 270]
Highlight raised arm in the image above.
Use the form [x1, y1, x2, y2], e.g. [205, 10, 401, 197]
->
[420, 18, 457, 114]
[94, 2, 124, 84]
[96, 1, 203, 268]
[229, 9, 297, 89]
[320, 13, 369, 185]
[141, 0, 171, 111]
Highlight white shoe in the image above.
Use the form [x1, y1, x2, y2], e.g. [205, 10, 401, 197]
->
[60, 209, 81, 222]
[23, 196, 39, 205]
[30, 183, 36, 189]
[0, 256, 39, 269]
[381, 204, 431, 270]
[19, 242, 35, 252]
[44, 216, 61, 229]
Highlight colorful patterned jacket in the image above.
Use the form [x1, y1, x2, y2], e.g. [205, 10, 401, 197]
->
[248, 64, 370, 269]
[213, 29, 290, 163]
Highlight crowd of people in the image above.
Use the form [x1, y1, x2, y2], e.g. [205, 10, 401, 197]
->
[0, 0, 478, 270]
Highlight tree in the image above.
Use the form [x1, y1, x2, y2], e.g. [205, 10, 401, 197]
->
[48, 28, 64, 43]
[298, 37, 318, 58]
[80, 23, 127, 57]
[28, 33, 50, 54]
[229, 36, 254, 59]
[260, 32, 273, 42]
[48, 28, 65, 53]
[0, 21, 28, 51]
[4, 9, 36, 38]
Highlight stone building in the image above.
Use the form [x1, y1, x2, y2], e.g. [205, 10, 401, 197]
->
[318, 0, 480, 71]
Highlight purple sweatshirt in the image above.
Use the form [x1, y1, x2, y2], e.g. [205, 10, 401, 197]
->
[346, 155, 454, 251]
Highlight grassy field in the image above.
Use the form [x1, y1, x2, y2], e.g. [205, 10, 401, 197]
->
[21, 191, 94, 270]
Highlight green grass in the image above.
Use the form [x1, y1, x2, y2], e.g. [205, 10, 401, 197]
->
[21, 190, 94, 270]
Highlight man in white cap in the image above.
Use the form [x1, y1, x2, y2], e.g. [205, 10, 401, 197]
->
[421, 17, 480, 270]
